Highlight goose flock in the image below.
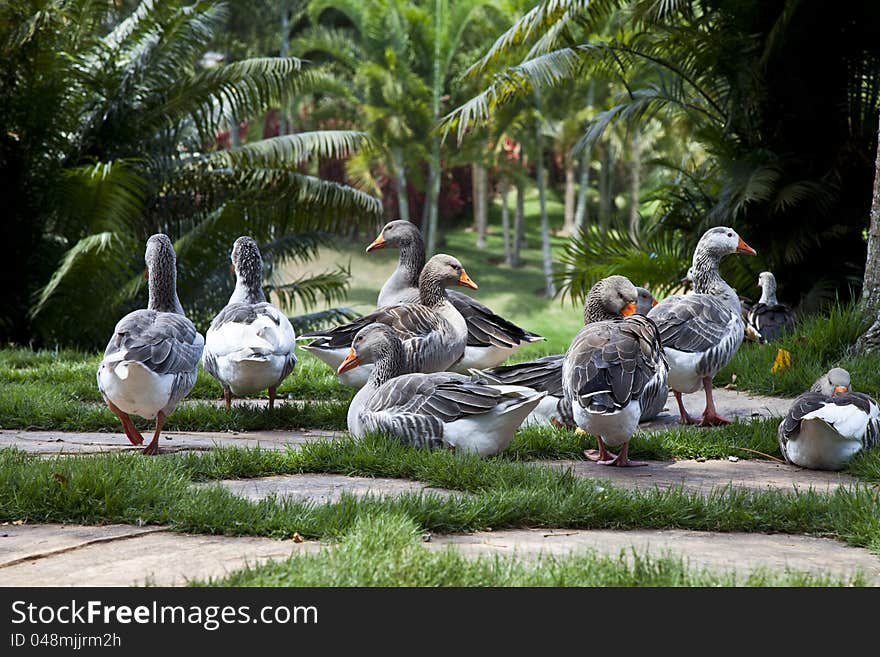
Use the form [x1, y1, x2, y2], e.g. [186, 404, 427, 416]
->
[97, 225, 878, 470]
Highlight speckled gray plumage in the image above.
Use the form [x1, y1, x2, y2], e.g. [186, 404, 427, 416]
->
[145, 234, 184, 315]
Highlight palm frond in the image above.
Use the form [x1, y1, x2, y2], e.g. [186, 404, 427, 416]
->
[265, 267, 352, 312]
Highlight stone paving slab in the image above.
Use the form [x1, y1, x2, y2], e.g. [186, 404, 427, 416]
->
[0, 429, 343, 455]
[0, 524, 320, 587]
[640, 387, 792, 430]
[540, 458, 858, 494]
[204, 473, 460, 504]
[428, 528, 880, 584]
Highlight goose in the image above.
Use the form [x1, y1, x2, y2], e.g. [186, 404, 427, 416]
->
[561, 276, 668, 467]
[778, 368, 880, 470]
[476, 286, 666, 426]
[300, 254, 474, 388]
[647, 227, 756, 426]
[746, 271, 796, 343]
[339, 323, 546, 456]
[96, 234, 204, 455]
[366, 220, 544, 371]
[202, 237, 297, 409]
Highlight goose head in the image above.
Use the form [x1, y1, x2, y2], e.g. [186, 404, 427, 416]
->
[366, 220, 422, 252]
[145, 234, 177, 272]
[420, 254, 478, 290]
[337, 323, 404, 376]
[695, 226, 757, 258]
[584, 275, 639, 323]
[636, 287, 657, 315]
[811, 367, 851, 396]
[231, 236, 263, 279]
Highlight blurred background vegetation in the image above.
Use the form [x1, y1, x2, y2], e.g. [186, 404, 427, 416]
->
[3, 0, 880, 350]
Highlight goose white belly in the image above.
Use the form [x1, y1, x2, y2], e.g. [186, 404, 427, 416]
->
[450, 344, 520, 373]
[301, 344, 372, 388]
[213, 354, 288, 395]
[520, 394, 563, 427]
[98, 360, 176, 419]
[784, 418, 863, 471]
[572, 401, 641, 448]
[664, 348, 704, 393]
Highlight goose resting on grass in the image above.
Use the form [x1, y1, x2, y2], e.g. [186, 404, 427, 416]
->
[97, 234, 204, 455]
[202, 237, 297, 410]
[746, 271, 796, 343]
[476, 286, 666, 426]
[647, 227, 756, 426]
[778, 368, 880, 471]
[339, 323, 546, 456]
[300, 254, 474, 388]
[366, 220, 544, 371]
[562, 276, 668, 467]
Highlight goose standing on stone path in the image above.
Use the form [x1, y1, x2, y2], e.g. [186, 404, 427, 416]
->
[477, 286, 666, 426]
[97, 235, 204, 455]
[339, 323, 546, 456]
[366, 220, 544, 371]
[202, 237, 297, 410]
[746, 271, 796, 343]
[778, 368, 880, 470]
[301, 254, 473, 388]
[647, 227, 756, 426]
[562, 276, 667, 467]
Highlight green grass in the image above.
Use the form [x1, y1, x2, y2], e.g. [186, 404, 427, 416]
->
[197, 512, 865, 587]
[717, 301, 880, 398]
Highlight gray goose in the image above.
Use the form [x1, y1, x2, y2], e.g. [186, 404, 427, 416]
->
[97, 234, 204, 455]
[778, 368, 880, 471]
[561, 276, 667, 467]
[746, 271, 796, 343]
[300, 254, 473, 387]
[477, 286, 666, 425]
[340, 323, 545, 456]
[647, 227, 756, 426]
[202, 237, 297, 409]
[366, 220, 544, 370]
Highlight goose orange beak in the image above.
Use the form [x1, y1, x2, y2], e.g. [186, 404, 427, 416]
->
[622, 302, 637, 317]
[736, 238, 757, 256]
[833, 386, 849, 394]
[230, 263, 235, 276]
[651, 298, 658, 307]
[143, 267, 149, 281]
[366, 233, 386, 253]
[458, 269, 478, 290]
[337, 348, 361, 374]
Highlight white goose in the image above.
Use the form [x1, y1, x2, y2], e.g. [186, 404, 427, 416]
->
[477, 285, 666, 426]
[647, 227, 756, 425]
[339, 323, 545, 456]
[202, 237, 297, 409]
[746, 271, 796, 343]
[778, 368, 880, 471]
[561, 276, 667, 467]
[366, 220, 544, 371]
[97, 234, 204, 455]
[300, 254, 474, 388]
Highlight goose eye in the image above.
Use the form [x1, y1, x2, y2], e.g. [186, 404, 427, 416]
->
[727, 232, 733, 237]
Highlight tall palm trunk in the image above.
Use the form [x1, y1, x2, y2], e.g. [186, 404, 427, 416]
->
[599, 144, 613, 231]
[628, 130, 641, 243]
[562, 157, 576, 235]
[472, 162, 488, 248]
[279, 6, 290, 135]
[574, 152, 590, 233]
[425, 0, 444, 255]
[500, 175, 511, 265]
[426, 138, 441, 254]
[512, 178, 525, 267]
[391, 146, 410, 222]
[535, 120, 555, 297]
[856, 112, 880, 353]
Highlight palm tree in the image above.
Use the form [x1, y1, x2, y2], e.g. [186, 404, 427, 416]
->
[2, 0, 381, 347]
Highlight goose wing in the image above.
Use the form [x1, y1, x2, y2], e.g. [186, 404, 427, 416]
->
[204, 302, 296, 379]
[448, 290, 544, 348]
[747, 303, 796, 342]
[648, 294, 737, 353]
[103, 310, 203, 376]
[302, 303, 443, 348]
[481, 354, 564, 396]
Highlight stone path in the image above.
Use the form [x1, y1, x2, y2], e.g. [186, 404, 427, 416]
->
[4, 522, 878, 586]
[640, 387, 792, 429]
[0, 429, 342, 455]
[539, 458, 859, 495]
[201, 473, 460, 504]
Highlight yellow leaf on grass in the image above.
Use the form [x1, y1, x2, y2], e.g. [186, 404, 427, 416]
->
[772, 348, 792, 374]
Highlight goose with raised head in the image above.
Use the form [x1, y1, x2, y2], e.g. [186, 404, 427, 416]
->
[300, 254, 473, 387]
[97, 235, 204, 455]
[561, 276, 667, 467]
[746, 271, 796, 343]
[647, 227, 756, 426]
[366, 220, 544, 370]
[202, 237, 297, 410]
[476, 286, 666, 426]
[340, 323, 546, 457]
[778, 368, 880, 471]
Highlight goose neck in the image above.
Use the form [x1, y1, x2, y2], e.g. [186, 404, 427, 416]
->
[147, 262, 184, 314]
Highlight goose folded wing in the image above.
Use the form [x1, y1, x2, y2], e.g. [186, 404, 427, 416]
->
[302, 304, 442, 348]
[650, 295, 735, 352]
[209, 302, 282, 331]
[448, 291, 543, 347]
[482, 354, 565, 396]
[106, 310, 203, 375]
